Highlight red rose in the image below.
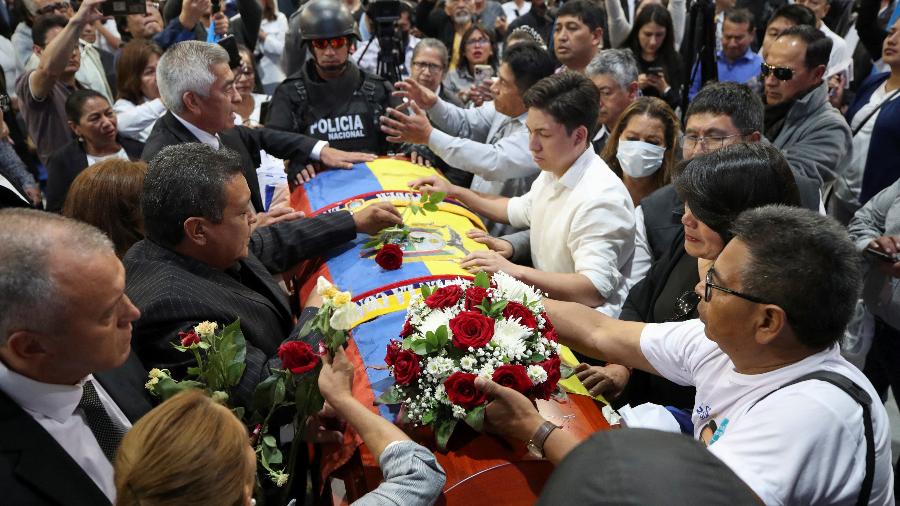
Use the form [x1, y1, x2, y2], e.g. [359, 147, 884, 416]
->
[464, 286, 490, 310]
[425, 285, 463, 309]
[278, 341, 320, 375]
[399, 319, 415, 338]
[385, 339, 402, 366]
[503, 302, 537, 328]
[541, 312, 558, 341]
[178, 330, 200, 347]
[449, 310, 494, 349]
[375, 244, 403, 270]
[492, 364, 533, 394]
[444, 372, 487, 409]
[531, 355, 562, 400]
[392, 349, 421, 385]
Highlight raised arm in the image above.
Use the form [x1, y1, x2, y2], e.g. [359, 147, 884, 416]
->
[31, 0, 104, 99]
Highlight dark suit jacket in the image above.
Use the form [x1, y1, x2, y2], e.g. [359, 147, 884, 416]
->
[0, 353, 153, 506]
[44, 136, 144, 212]
[123, 210, 357, 405]
[142, 111, 319, 212]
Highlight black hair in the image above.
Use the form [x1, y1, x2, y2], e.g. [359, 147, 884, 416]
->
[624, 5, 681, 88]
[65, 89, 110, 123]
[777, 25, 833, 70]
[686, 82, 763, 134]
[523, 71, 600, 136]
[142, 143, 245, 248]
[768, 4, 817, 29]
[457, 24, 498, 75]
[731, 205, 862, 349]
[674, 143, 801, 243]
[556, 0, 606, 32]
[724, 8, 755, 32]
[32, 14, 68, 47]
[501, 41, 556, 96]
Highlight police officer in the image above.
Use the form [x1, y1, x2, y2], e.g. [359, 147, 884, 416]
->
[267, 0, 399, 158]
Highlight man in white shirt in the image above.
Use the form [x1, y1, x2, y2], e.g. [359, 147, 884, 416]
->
[380, 41, 556, 236]
[0, 209, 152, 505]
[475, 205, 894, 505]
[407, 71, 636, 312]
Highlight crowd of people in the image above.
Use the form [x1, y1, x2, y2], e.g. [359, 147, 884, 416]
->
[2, 0, 900, 504]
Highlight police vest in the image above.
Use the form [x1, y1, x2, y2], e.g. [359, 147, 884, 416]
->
[290, 73, 389, 154]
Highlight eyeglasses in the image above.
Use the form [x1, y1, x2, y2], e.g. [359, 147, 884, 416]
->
[36, 1, 71, 14]
[760, 62, 794, 81]
[667, 291, 701, 322]
[704, 267, 767, 304]
[682, 133, 743, 150]
[311, 37, 349, 50]
[465, 38, 490, 47]
[411, 61, 443, 73]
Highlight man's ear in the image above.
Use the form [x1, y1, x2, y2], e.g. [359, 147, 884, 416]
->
[812, 64, 827, 81]
[592, 26, 604, 48]
[182, 91, 202, 115]
[182, 217, 209, 246]
[748, 131, 762, 142]
[4, 330, 52, 363]
[627, 81, 639, 100]
[573, 124, 588, 147]
[753, 305, 787, 346]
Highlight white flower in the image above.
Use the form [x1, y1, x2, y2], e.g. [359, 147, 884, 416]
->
[330, 301, 363, 330]
[211, 390, 229, 403]
[417, 309, 454, 336]
[492, 271, 543, 304]
[477, 364, 495, 380]
[425, 356, 455, 380]
[144, 376, 159, 391]
[452, 404, 467, 419]
[491, 318, 530, 360]
[460, 355, 477, 371]
[434, 384, 449, 404]
[316, 276, 338, 301]
[272, 471, 289, 487]
[148, 368, 166, 379]
[194, 321, 218, 340]
[527, 365, 548, 384]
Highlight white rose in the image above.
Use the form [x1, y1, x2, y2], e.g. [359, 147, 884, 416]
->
[194, 321, 218, 340]
[330, 302, 363, 330]
[316, 276, 337, 301]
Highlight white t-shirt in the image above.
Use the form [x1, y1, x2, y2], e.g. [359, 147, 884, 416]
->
[640, 320, 894, 505]
[507, 147, 636, 316]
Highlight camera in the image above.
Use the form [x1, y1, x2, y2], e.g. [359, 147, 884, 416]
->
[100, 0, 146, 17]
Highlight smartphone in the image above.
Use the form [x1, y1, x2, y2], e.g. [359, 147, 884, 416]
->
[100, 0, 146, 16]
[865, 246, 899, 263]
[474, 64, 494, 87]
[647, 65, 665, 77]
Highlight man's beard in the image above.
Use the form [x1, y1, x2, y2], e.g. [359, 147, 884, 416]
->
[453, 10, 472, 25]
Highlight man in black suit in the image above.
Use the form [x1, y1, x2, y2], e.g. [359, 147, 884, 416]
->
[143, 40, 376, 213]
[0, 209, 153, 505]
[125, 143, 402, 405]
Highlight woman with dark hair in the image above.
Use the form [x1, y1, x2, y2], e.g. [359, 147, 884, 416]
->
[114, 39, 165, 142]
[45, 90, 144, 212]
[600, 96, 679, 206]
[443, 24, 498, 107]
[577, 143, 802, 407]
[62, 159, 147, 258]
[233, 44, 270, 128]
[623, 4, 683, 110]
[255, 0, 288, 94]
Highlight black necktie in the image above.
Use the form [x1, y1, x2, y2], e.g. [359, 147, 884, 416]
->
[78, 380, 125, 462]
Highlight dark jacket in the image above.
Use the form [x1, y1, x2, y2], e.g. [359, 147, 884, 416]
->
[162, 0, 262, 50]
[0, 353, 152, 506]
[124, 210, 357, 405]
[45, 136, 144, 212]
[415, 0, 457, 50]
[142, 111, 319, 212]
[846, 72, 900, 204]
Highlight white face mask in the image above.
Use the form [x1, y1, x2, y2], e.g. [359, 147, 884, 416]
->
[616, 140, 666, 178]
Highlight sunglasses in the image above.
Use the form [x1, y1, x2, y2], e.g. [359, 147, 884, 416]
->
[36, 1, 71, 14]
[311, 37, 349, 50]
[760, 62, 794, 81]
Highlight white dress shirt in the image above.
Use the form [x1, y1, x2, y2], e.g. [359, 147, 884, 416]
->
[506, 147, 636, 316]
[427, 98, 540, 235]
[173, 111, 328, 159]
[0, 361, 131, 503]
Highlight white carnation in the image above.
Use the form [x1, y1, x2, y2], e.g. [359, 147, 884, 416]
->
[491, 318, 530, 360]
[418, 309, 454, 336]
[527, 365, 548, 384]
[459, 355, 477, 371]
[425, 356, 455, 380]
[492, 271, 543, 305]
[477, 364, 495, 380]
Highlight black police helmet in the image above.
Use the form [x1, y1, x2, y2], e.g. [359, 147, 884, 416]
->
[299, 0, 359, 42]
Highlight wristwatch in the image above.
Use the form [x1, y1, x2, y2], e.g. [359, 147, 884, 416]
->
[526, 421, 559, 458]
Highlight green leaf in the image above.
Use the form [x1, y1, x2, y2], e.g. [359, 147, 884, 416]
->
[197, 342, 210, 350]
[297, 316, 316, 338]
[474, 271, 490, 288]
[434, 417, 458, 450]
[262, 435, 277, 447]
[420, 192, 429, 203]
[252, 373, 286, 413]
[363, 236, 383, 248]
[327, 330, 348, 353]
[463, 405, 485, 432]
[295, 376, 325, 417]
[375, 387, 402, 405]
[423, 202, 439, 212]
[421, 409, 435, 425]
[487, 300, 509, 317]
[155, 377, 204, 401]
[232, 406, 245, 420]
[267, 448, 283, 465]
[401, 336, 415, 350]
[429, 191, 446, 204]
[186, 366, 201, 377]
[434, 325, 449, 348]
[410, 339, 431, 355]
[421, 285, 433, 297]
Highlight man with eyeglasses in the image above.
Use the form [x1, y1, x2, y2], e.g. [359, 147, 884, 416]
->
[473, 205, 894, 505]
[267, 0, 398, 181]
[761, 24, 851, 187]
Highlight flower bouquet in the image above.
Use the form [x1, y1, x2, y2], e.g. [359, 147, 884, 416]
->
[363, 191, 445, 270]
[377, 271, 565, 449]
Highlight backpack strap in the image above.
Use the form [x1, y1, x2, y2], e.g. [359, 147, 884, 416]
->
[291, 78, 310, 132]
[749, 371, 874, 506]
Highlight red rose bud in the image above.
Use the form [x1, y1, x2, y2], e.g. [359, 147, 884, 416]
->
[278, 341, 320, 375]
[503, 302, 537, 328]
[178, 330, 201, 347]
[531, 355, 562, 400]
[385, 339, 402, 366]
[492, 364, 533, 394]
[464, 286, 489, 310]
[392, 349, 421, 385]
[375, 244, 403, 270]
[449, 310, 495, 349]
[399, 319, 415, 338]
[444, 372, 487, 409]
[424, 285, 464, 309]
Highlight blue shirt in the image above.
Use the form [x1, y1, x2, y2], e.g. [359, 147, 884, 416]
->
[689, 47, 763, 100]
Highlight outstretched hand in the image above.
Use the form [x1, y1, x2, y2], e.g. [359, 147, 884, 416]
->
[380, 100, 433, 145]
[352, 201, 403, 235]
[408, 175, 454, 198]
[466, 229, 513, 258]
[392, 78, 439, 110]
[474, 376, 544, 442]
